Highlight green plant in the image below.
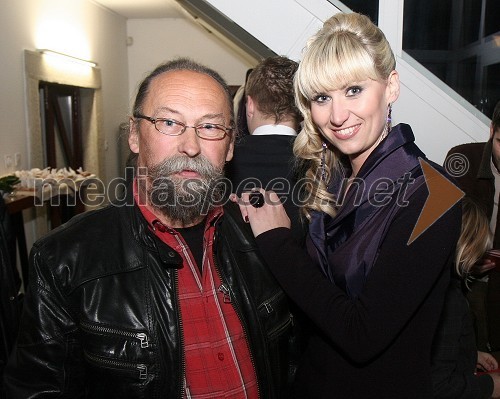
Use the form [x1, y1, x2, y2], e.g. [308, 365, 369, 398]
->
[0, 175, 20, 193]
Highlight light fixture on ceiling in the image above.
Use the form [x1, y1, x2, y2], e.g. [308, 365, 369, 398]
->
[38, 49, 98, 68]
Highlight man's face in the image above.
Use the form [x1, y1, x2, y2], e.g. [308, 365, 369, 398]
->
[129, 69, 234, 226]
[491, 125, 500, 171]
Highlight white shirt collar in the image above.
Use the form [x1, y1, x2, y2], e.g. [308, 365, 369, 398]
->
[252, 124, 297, 136]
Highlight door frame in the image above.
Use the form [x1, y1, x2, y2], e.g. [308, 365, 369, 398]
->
[24, 49, 104, 180]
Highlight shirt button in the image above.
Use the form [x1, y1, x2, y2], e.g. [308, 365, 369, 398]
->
[217, 352, 224, 361]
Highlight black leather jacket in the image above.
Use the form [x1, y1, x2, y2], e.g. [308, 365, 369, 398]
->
[3, 200, 297, 398]
[0, 196, 22, 383]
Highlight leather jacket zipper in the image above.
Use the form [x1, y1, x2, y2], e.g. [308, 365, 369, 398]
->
[84, 351, 148, 380]
[217, 283, 232, 303]
[212, 239, 261, 399]
[80, 321, 149, 348]
[259, 291, 294, 339]
[173, 270, 186, 398]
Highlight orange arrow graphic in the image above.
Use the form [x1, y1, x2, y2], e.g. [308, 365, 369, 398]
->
[407, 158, 464, 245]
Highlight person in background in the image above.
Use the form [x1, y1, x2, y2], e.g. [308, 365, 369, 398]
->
[232, 68, 253, 137]
[431, 197, 500, 398]
[227, 55, 304, 242]
[3, 58, 298, 398]
[445, 100, 500, 356]
[234, 12, 462, 398]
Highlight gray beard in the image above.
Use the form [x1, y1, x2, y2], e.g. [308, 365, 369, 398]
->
[146, 155, 226, 225]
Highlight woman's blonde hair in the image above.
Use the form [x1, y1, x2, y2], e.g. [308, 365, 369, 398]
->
[456, 197, 492, 277]
[293, 12, 396, 219]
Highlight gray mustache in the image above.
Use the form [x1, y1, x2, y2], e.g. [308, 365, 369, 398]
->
[149, 155, 222, 179]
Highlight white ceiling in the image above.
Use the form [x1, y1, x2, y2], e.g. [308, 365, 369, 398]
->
[90, 0, 263, 63]
[92, 0, 186, 19]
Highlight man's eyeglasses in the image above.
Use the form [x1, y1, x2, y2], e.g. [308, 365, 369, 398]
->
[134, 114, 233, 141]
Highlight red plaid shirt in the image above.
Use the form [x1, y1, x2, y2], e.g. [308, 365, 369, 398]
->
[135, 188, 258, 399]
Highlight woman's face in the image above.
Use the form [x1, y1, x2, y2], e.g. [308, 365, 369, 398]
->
[310, 71, 399, 175]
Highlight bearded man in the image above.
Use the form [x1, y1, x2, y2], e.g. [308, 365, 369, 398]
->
[4, 58, 299, 399]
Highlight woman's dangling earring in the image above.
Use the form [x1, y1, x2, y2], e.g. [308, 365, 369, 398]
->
[386, 103, 392, 133]
[378, 104, 392, 143]
[320, 142, 327, 182]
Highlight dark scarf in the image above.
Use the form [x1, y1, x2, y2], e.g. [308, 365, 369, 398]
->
[308, 124, 427, 298]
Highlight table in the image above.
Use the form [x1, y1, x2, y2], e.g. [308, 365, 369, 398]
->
[4, 193, 37, 290]
[4, 188, 88, 290]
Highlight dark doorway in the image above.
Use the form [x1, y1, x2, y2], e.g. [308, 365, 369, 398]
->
[39, 82, 89, 226]
[39, 82, 84, 170]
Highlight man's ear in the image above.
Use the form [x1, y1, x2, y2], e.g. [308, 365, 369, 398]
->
[225, 139, 234, 163]
[128, 117, 139, 154]
[490, 124, 496, 140]
[387, 70, 400, 104]
[246, 95, 255, 118]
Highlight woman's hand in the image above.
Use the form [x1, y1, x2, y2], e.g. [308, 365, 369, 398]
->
[471, 259, 496, 275]
[477, 351, 498, 371]
[230, 189, 291, 237]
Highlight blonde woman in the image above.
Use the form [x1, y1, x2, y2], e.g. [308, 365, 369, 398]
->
[234, 12, 462, 398]
[432, 197, 500, 398]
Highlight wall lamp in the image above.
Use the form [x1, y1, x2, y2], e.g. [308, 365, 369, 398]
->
[38, 49, 98, 68]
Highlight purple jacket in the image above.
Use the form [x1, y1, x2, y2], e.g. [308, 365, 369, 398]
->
[309, 123, 431, 298]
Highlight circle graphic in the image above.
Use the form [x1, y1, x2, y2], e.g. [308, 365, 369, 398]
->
[444, 153, 469, 178]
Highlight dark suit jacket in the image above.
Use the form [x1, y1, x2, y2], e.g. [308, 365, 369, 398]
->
[446, 141, 496, 234]
[431, 278, 493, 398]
[226, 134, 305, 243]
[446, 141, 500, 351]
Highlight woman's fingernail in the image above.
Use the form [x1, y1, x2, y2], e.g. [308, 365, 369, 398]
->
[244, 215, 249, 223]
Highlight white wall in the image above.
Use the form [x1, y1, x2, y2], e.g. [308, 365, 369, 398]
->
[0, 0, 129, 183]
[126, 17, 255, 108]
